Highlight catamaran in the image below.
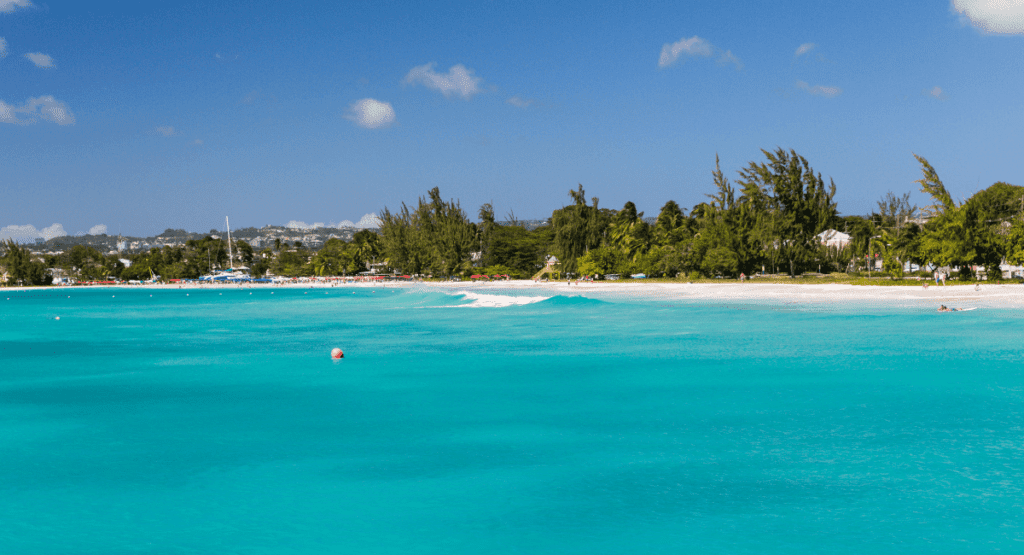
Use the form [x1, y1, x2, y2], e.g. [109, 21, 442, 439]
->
[198, 217, 254, 282]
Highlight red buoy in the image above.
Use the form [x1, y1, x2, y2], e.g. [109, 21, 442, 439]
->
[331, 348, 344, 359]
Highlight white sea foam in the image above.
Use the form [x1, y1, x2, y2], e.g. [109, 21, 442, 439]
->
[451, 291, 551, 308]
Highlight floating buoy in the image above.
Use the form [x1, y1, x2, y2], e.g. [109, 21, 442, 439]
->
[55, 316, 60, 320]
[331, 348, 344, 359]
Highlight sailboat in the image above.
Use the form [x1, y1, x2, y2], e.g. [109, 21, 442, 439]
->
[199, 217, 252, 282]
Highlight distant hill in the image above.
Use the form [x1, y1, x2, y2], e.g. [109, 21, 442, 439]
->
[32, 225, 378, 254]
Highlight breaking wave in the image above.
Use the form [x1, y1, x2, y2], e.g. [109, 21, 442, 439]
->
[449, 291, 552, 308]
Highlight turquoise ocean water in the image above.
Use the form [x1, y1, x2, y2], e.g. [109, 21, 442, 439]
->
[2, 286, 1023, 553]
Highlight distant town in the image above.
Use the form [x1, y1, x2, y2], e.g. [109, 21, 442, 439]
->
[15, 219, 556, 258]
[26, 225, 366, 257]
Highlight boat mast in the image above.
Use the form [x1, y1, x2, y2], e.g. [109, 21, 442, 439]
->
[226, 216, 234, 269]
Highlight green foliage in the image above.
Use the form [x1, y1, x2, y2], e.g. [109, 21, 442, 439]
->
[1, 240, 52, 286]
[576, 246, 626, 277]
[871, 231, 904, 279]
[379, 187, 476, 276]
[551, 185, 608, 272]
[966, 181, 1024, 224]
[736, 148, 838, 276]
[20, 149, 1024, 288]
[234, 240, 255, 265]
[914, 155, 1002, 276]
[701, 246, 739, 277]
[607, 201, 652, 262]
[914, 154, 955, 217]
[273, 245, 311, 277]
[654, 200, 686, 242]
[483, 223, 550, 277]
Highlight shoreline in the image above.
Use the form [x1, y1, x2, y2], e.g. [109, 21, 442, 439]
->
[5, 280, 1022, 307]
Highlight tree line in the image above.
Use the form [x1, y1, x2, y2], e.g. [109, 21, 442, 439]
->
[0, 231, 382, 285]
[374, 149, 1024, 280]
[4, 148, 1024, 285]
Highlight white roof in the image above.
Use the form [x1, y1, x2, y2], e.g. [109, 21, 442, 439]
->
[816, 229, 851, 241]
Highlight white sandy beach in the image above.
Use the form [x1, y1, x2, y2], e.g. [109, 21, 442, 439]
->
[424, 280, 1024, 309]
[8, 279, 1023, 309]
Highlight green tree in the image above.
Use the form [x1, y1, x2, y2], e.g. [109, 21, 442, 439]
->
[607, 201, 652, 262]
[235, 240, 255, 265]
[551, 185, 608, 273]
[870, 191, 920, 275]
[1005, 216, 1024, 268]
[736, 148, 838, 276]
[653, 200, 689, 245]
[701, 246, 739, 277]
[486, 223, 550, 276]
[0, 240, 52, 286]
[913, 154, 1002, 278]
[379, 187, 476, 276]
[577, 246, 626, 277]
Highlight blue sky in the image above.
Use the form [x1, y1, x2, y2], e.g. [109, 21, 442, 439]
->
[2, 0, 1023, 240]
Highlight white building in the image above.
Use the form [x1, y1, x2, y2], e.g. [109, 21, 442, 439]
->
[817, 229, 851, 248]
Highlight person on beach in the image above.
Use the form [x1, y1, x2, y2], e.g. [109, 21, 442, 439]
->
[938, 305, 962, 312]
[941, 272, 947, 285]
[934, 270, 939, 285]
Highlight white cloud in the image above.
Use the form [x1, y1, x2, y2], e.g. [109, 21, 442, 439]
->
[0, 224, 42, 242]
[403, 63, 483, 99]
[88, 224, 107, 235]
[718, 50, 743, 70]
[659, 36, 713, 67]
[0, 223, 66, 243]
[40, 223, 66, 240]
[796, 80, 842, 98]
[333, 220, 356, 228]
[795, 43, 816, 57]
[0, 0, 32, 14]
[658, 35, 741, 70]
[507, 96, 534, 108]
[0, 37, 7, 58]
[25, 52, 53, 68]
[355, 213, 381, 229]
[927, 86, 948, 100]
[155, 126, 176, 137]
[285, 221, 323, 230]
[345, 98, 396, 129]
[0, 95, 75, 125]
[952, 0, 1024, 35]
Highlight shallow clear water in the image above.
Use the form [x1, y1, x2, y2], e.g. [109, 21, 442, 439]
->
[2, 286, 1023, 554]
